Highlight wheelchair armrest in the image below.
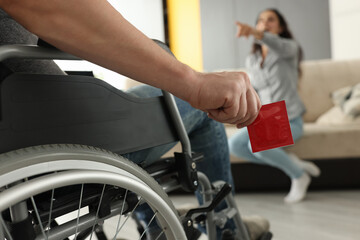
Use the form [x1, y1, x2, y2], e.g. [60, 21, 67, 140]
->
[0, 45, 80, 61]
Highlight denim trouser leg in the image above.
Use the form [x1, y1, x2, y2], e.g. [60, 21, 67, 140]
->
[123, 85, 234, 238]
[228, 117, 305, 179]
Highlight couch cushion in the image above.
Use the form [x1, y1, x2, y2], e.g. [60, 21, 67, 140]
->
[285, 123, 360, 159]
[316, 106, 360, 125]
[299, 59, 360, 122]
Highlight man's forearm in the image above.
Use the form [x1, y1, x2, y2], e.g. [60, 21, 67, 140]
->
[0, 0, 198, 101]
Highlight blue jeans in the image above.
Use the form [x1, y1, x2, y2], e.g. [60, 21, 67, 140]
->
[228, 116, 304, 179]
[123, 85, 234, 238]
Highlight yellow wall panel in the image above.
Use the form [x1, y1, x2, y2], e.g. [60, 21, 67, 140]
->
[167, 0, 203, 71]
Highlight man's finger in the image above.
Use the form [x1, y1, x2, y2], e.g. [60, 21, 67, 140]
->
[207, 104, 240, 123]
[236, 114, 258, 129]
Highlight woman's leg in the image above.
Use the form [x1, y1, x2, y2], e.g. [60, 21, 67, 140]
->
[229, 117, 305, 179]
[229, 117, 313, 203]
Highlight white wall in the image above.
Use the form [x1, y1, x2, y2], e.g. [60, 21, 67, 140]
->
[200, 0, 331, 71]
[56, 0, 164, 89]
[330, 0, 360, 60]
[108, 0, 165, 41]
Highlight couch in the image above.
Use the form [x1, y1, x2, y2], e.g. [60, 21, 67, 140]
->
[227, 58, 360, 161]
[225, 58, 360, 191]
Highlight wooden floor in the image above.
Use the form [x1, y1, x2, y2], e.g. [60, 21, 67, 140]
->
[170, 190, 360, 240]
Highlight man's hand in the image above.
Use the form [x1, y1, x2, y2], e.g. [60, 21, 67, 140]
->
[189, 71, 261, 128]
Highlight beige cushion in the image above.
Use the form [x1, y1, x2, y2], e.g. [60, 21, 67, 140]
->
[299, 59, 360, 122]
[316, 106, 360, 125]
[286, 123, 360, 159]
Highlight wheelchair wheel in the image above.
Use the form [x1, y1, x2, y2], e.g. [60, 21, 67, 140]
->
[0, 144, 186, 240]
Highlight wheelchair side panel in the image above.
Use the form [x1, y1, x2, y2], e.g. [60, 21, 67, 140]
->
[0, 73, 178, 154]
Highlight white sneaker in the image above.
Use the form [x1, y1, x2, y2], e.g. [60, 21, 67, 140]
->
[289, 153, 321, 177]
[284, 173, 311, 203]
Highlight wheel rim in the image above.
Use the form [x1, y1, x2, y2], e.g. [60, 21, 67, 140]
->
[0, 170, 186, 240]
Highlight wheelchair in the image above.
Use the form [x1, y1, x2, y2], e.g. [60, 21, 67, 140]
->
[0, 41, 272, 240]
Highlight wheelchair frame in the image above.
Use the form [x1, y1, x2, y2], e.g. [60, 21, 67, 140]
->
[0, 43, 254, 240]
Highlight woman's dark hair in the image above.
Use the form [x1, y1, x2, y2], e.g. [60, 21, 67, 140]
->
[252, 8, 303, 76]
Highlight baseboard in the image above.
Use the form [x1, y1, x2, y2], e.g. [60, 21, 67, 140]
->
[231, 158, 360, 192]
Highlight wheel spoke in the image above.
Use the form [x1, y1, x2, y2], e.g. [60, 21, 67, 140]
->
[46, 188, 55, 240]
[31, 196, 47, 240]
[114, 196, 142, 239]
[139, 211, 158, 240]
[154, 231, 165, 240]
[0, 215, 13, 240]
[89, 184, 106, 240]
[112, 189, 128, 240]
[74, 184, 84, 240]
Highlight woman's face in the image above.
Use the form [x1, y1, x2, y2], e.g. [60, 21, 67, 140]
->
[256, 10, 282, 35]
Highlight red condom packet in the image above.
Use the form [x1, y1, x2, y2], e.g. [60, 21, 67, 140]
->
[247, 100, 294, 153]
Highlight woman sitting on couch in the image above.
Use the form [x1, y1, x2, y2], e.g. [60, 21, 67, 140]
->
[229, 8, 321, 203]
